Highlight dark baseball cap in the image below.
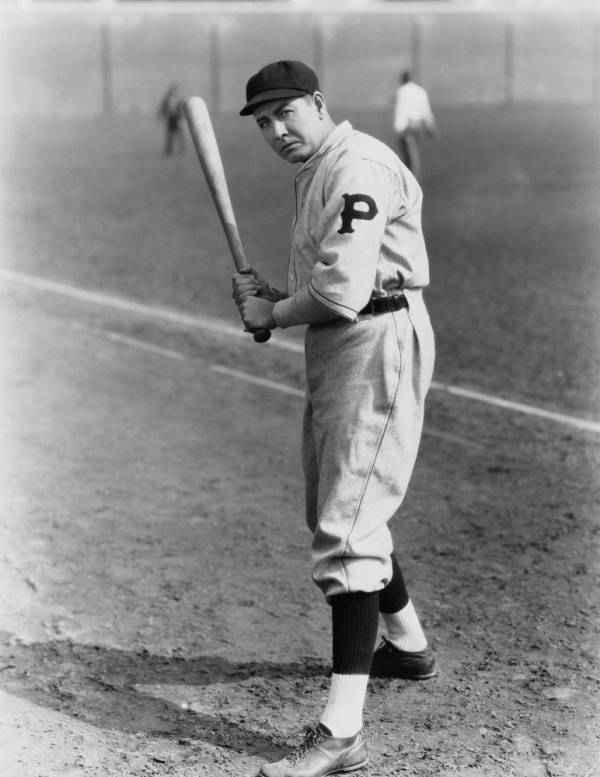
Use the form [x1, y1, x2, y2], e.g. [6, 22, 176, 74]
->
[240, 60, 320, 116]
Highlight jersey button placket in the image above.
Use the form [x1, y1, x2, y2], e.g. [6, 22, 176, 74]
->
[289, 171, 303, 294]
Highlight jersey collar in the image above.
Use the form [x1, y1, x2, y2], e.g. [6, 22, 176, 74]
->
[299, 120, 353, 171]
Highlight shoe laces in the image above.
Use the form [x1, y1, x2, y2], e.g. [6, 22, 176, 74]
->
[287, 726, 325, 765]
[378, 636, 395, 654]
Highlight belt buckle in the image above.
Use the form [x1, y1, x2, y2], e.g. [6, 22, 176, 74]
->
[392, 293, 406, 311]
[360, 299, 375, 316]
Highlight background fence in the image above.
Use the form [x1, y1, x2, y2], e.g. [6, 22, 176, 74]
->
[0, 2, 599, 116]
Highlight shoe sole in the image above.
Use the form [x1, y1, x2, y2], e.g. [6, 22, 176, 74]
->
[371, 668, 437, 680]
[324, 757, 369, 776]
[258, 757, 368, 777]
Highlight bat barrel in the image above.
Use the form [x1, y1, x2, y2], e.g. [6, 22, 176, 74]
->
[183, 97, 248, 273]
[183, 97, 271, 345]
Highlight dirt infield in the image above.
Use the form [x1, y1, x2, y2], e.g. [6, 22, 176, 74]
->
[0, 105, 599, 776]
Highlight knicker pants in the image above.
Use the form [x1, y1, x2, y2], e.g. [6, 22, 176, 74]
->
[302, 290, 435, 600]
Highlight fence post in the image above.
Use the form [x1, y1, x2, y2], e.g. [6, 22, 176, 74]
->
[410, 16, 422, 82]
[504, 17, 515, 104]
[209, 21, 220, 112]
[594, 16, 600, 104]
[313, 16, 324, 87]
[100, 18, 113, 115]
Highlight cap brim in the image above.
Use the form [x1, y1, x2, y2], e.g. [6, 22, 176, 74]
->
[239, 88, 309, 116]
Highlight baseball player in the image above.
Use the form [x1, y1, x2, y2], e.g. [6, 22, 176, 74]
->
[393, 70, 437, 182]
[157, 82, 185, 156]
[232, 61, 436, 777]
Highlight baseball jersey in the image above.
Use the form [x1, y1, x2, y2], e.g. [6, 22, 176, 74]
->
[272, 121, 430, 329]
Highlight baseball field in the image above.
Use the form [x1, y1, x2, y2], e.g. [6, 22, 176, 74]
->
[0, 102, 599, 776]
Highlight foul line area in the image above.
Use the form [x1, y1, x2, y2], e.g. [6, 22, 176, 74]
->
[2, 268, 599, 436]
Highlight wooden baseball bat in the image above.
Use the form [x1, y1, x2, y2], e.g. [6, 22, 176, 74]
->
[182, 96, 271, 344]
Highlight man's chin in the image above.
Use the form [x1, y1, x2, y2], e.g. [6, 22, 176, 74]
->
[279, 144, 308, 163]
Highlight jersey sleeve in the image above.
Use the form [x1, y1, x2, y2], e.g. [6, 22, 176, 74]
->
[308, 159, 402, 321]
[272, 286, 339, 329]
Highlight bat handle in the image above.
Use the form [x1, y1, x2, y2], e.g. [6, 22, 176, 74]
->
[237, 268, 272, 344]
[244, 327, 271, 343]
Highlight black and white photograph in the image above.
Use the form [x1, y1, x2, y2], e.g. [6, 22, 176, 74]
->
[0, 0, 598, 775]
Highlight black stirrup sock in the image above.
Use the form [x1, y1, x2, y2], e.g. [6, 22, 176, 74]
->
[378, 553, 410, 614]
[331, 590, 379, 675]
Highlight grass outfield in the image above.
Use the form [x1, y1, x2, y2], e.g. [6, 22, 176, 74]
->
[1, 104, 599, 419]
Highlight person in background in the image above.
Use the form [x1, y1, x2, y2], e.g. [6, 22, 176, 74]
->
[157, 83, 185, 156]
[393, 70, 437, 181]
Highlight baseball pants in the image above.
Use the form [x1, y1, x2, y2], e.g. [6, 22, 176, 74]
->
[302, 290, 435, 600]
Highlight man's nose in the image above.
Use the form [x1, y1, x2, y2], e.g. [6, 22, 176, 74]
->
[272, 120, 287, 139]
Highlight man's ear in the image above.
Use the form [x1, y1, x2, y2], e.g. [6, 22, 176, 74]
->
[313, 91, 326, 116]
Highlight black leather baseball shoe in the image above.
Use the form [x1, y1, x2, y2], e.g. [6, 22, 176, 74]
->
[370, 636, 437, 680]
[258, 722, 368, 777]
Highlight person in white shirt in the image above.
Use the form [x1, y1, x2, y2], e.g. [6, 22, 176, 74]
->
[157, 83, 185, 156]
[393, 70, 437, 181]
[231, 60, 436, 777]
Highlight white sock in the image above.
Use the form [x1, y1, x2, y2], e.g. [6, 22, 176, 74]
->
[319, 673, 369, 738]
[382, 599, 428, 652]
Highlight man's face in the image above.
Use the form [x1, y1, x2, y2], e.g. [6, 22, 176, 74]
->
[253, 95, 326, 164]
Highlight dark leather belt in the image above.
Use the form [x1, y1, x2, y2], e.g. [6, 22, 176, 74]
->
[358, 293, 408, 317]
